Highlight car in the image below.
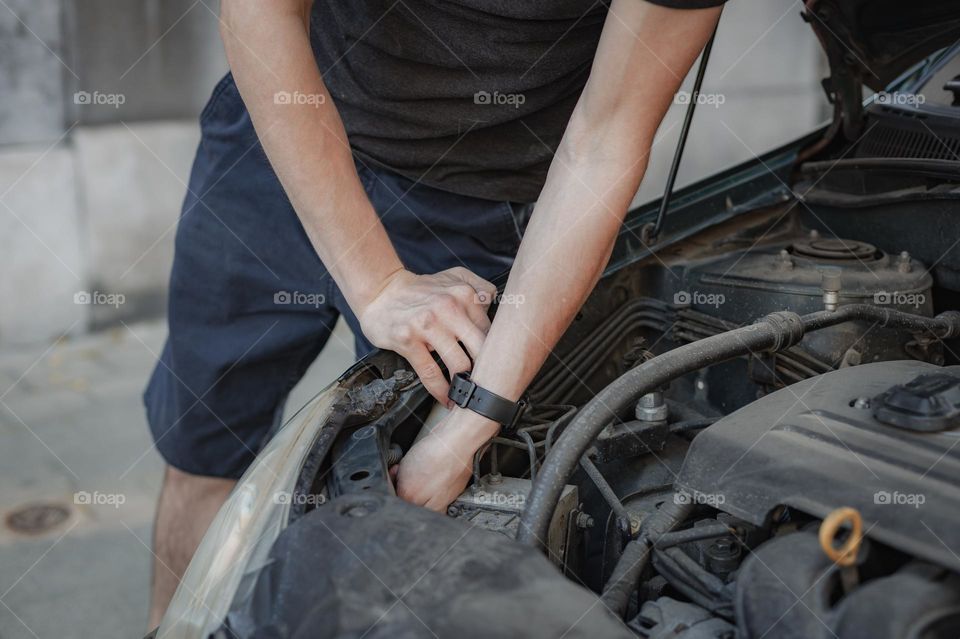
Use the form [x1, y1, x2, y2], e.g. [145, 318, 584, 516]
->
[151, 2, 960, 637]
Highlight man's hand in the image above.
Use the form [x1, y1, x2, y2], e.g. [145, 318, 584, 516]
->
[396, 408, 499, 511]
[358, 267, 497, 404]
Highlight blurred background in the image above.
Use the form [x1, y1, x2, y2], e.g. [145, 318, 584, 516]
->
[0, 0, 828, 636]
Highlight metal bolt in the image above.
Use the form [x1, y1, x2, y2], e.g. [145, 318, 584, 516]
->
[777, 249, 794, 270]
[820, 267, 842, 312]
[898, 251, 912, 274]
[343, 504, 370, 518]
[487, 472, 503, 486]
[842, 348, 862, 367]
[636, 391, 668, 423]
[809, 229, 821, 239]
[710, 538, 736, 556]
[576, 512, 595, 529]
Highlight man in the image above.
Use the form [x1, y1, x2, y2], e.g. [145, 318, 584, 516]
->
[144, 0, 723, 626]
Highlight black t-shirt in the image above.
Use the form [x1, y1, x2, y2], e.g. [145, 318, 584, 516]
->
[310, 0, 724, 203]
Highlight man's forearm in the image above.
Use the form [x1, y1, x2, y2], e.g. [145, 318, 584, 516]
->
[218, 1, 503, 407]
[470, 0, 721, 429]
[219, 1, 402, 312]
[469, 115, 648, 407]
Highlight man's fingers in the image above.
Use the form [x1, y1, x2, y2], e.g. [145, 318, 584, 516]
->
[406, 345, 450, 405]
[423, 497, 448, 513]
[464, 295, 493, 333]
[429, 332, 472, 380]
[450, 315, 486, 360]
[449, 267, 497, 307]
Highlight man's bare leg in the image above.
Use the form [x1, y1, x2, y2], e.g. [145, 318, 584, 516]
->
[148, 465, 236, 629]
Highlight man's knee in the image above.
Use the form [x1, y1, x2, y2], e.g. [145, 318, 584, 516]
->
[157, 466, 237, 543]
[155, 465, 236, 551]
[160, 464, 236, 504]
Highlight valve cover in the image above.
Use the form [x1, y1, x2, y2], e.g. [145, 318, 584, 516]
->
[676, 360, 960, 571]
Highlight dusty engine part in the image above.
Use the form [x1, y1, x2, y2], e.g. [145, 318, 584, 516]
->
[674, 234, 938, 402]
[450, 475, 579, 568]
[871, 371, 960, 431]
[689, 236, 933, 317]
[591, 419, 668, 464]
[218, 494, 632, 639]
[629, 596, 735, 638]
[677, 360, 960, 572]
[735, 531, 960, 639]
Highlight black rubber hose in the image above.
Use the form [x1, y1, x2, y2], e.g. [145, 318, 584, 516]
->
[653, 523, 733, 549]
[655, 547, 727, 599]
[518, 311, 804, 548]
[518, 306, 960, 548]
[651, 548, 735, 619]
[600, 499, 693, 617]
[802, 306, 960, 335]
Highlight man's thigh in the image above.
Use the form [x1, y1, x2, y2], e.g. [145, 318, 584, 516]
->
[144, 74, 344, 479]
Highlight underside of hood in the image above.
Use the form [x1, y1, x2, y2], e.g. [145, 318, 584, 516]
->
[803, 0, 960, 140]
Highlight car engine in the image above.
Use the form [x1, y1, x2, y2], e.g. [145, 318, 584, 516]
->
[213, 221, 960, 639]
[440, 226, 960, 638]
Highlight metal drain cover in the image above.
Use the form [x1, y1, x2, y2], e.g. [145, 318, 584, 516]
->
[791, 238, 879, 261]
[6, 503, 71, 534]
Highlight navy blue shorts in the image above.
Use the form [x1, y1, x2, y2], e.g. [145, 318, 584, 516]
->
[144, 73, 529, 479]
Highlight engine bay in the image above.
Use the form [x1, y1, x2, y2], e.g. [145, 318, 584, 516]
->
[214, 213, 960, 639]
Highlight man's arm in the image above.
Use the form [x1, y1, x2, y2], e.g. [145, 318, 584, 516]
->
[397, 0, 722, 510]
[219, 0, 496, 404]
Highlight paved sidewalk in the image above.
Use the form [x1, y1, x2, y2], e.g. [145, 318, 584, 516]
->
[0, 319, 355, 638]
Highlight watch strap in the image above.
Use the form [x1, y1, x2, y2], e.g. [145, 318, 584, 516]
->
[448, 372, 526, 430]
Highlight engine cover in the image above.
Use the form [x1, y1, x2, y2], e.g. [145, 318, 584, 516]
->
[676, 360, 960, 571]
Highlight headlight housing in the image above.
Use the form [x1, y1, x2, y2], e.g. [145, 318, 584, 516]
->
[157, 382, 343, 639]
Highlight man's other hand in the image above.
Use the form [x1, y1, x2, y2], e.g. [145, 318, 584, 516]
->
[358, 267, 497, 404]
[396, 407, 499, 511]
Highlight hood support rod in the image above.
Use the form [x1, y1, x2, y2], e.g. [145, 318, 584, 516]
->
[642, 24, 718, 245]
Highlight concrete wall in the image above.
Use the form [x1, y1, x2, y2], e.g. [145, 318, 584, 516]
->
[0, 0, 226, 345]
[0, 0, 829, 346]
[0, 2, 68, 146]
[65, 0, 227, 125]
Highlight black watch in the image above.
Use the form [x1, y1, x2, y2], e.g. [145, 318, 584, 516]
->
[448, 372, 527, 431]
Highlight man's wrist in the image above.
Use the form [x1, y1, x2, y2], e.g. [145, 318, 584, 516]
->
[349, 263, 405, 314]
[439, 406, 501, 452]
[469, 364, 525, 404]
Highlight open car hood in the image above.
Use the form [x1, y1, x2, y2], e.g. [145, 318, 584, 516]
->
[803, 0, 960, 139]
